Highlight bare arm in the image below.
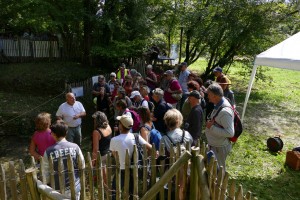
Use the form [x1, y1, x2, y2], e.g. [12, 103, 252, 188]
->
[29, 139, 42, 160]
[140, 127, 149, 143]
[92, 130, 101, 165]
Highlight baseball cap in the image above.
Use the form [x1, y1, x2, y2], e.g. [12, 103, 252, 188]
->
[130, 91, 141, 98]
[146, 64, 153, 69]
[188, 90, 201, 99]
[164, 70, 174, 76]
[110, 72, 116, 77]
[180, 62, 188, 66]
[213, 66, 223, 73]
[116, 115, 133, 129]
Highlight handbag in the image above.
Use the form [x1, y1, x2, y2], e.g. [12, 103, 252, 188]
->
[171, 93, 183, 101]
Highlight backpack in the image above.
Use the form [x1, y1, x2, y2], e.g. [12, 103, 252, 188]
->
[165, 129, 186, 155]
[125, 109, 141, 132]
[143, 124, 162, 150]
[141, 99, 155, 112]
[212, 105, 243, 142]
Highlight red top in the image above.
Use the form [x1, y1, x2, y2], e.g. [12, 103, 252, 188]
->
[164, 79, 181, 104]
[32, 129, 56, 156]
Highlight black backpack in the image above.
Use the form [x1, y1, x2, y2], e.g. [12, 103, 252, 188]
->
[212, 105, 243, 142]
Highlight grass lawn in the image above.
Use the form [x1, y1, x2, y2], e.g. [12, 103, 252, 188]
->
[0, 61, 299, 199]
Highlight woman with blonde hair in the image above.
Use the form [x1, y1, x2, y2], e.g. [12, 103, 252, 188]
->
[160, 108, 193, 154]
[92, 111, 112, 185]
[29, 112, 56, 160]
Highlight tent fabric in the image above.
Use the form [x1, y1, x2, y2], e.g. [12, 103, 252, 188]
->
[242, 32, 300, 121]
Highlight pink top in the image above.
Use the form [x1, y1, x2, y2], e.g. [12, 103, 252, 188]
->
[164, 79, 181, 104]
[32, 129, 56, 156]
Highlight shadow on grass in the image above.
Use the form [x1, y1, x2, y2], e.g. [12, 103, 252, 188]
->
[234, 167, 300, 200]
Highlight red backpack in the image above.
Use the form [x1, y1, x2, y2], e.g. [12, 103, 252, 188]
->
[124, 109, 141, 132]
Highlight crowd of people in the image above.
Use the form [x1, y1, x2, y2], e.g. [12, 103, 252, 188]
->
[28, 62, 236, 199]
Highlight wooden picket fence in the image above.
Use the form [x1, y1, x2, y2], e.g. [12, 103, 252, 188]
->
[0, 141, 257, 200]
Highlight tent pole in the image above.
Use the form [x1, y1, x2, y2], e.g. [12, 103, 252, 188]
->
[241, 64, 258, 122]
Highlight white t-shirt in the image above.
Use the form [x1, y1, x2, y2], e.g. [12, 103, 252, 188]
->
[56, 101, 85, 127]
[109, 133, 147, 169]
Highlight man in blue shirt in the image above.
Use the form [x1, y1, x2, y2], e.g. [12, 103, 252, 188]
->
[178, 62, 190, 111]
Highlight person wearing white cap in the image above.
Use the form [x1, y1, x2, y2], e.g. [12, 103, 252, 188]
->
[108, 72, 117, 93]
[130, 90, 149, 109]
[109, 115, 151, 192]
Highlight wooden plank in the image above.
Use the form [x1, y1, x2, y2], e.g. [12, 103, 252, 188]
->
[140, 151, 192, 200]
[220, 172, 229, 200]
[67, 154, 76, 199]
[49, 156, 55, 189]
[19, 159, 28, 200]
[86, 152, 94, 200]
[189, 147, 199, 200]
[235, 184, 243, 200]
[0, 164, 7, 200]
[215, 166, 224, 200]
[174, 143, 181, 200]
[78, 153, 86, 200]
[8, 161, 18, 200]
[228, 178, 236, 199]
[182, 142, 191, 199]
[39, 157, 46, 184]
[123, 150, 130, 200]
[36, 180, 70, 200]
[167, 146, 175, 200]
[211, 160, 218, 200]
[115, 152, 121, 200]
[58, 155, 65, 195]
[96, 152, 104, 200]
[142, 145, 148, 196]
[25, 167, 40, 200]
[245, 191, 252, 200]
[132, 145, 139, 200]
[159, 143, 165, 200]
[106, 153, 112, 200]
[150, 145, 157, 190]
[195, 155, 210, 200]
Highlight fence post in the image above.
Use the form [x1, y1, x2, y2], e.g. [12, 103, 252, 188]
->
[49, 156, 56, 189]
[96, 152, 104, 200]
[150, 145, 157, 190]
[228, 178, 236, 199]
[142, 145, 148, 196]
[67, 154, 76, 200]
[132, 145, 139, 200]
[25, 167, 40, 200]
[215, 166, 224, 200]
[167, 145, 175, 200]
[159, 143, 165, 200]
[195, 154, 210, 200]
[78, 153, 86, 200]
[106, 152, 112, 200]
[220, 172, 229, 200]
[124, 150, 130, 200]
[115, 152, 121, 200]
[0, 164, 7, 200]
[58, 155, 65, 195]
[140, 151, 192, 200]
[86, 152, 94, 200]
[8, 161, 18, 200]
[19, 159, 29, 200]
[235, 184, 243, 200]
[189, 147, 199, 200]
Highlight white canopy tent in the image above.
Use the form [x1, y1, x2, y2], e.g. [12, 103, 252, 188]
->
[242, 32, 300, 122]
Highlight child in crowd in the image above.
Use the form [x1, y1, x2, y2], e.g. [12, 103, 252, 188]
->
[29, 112, 56, 160]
